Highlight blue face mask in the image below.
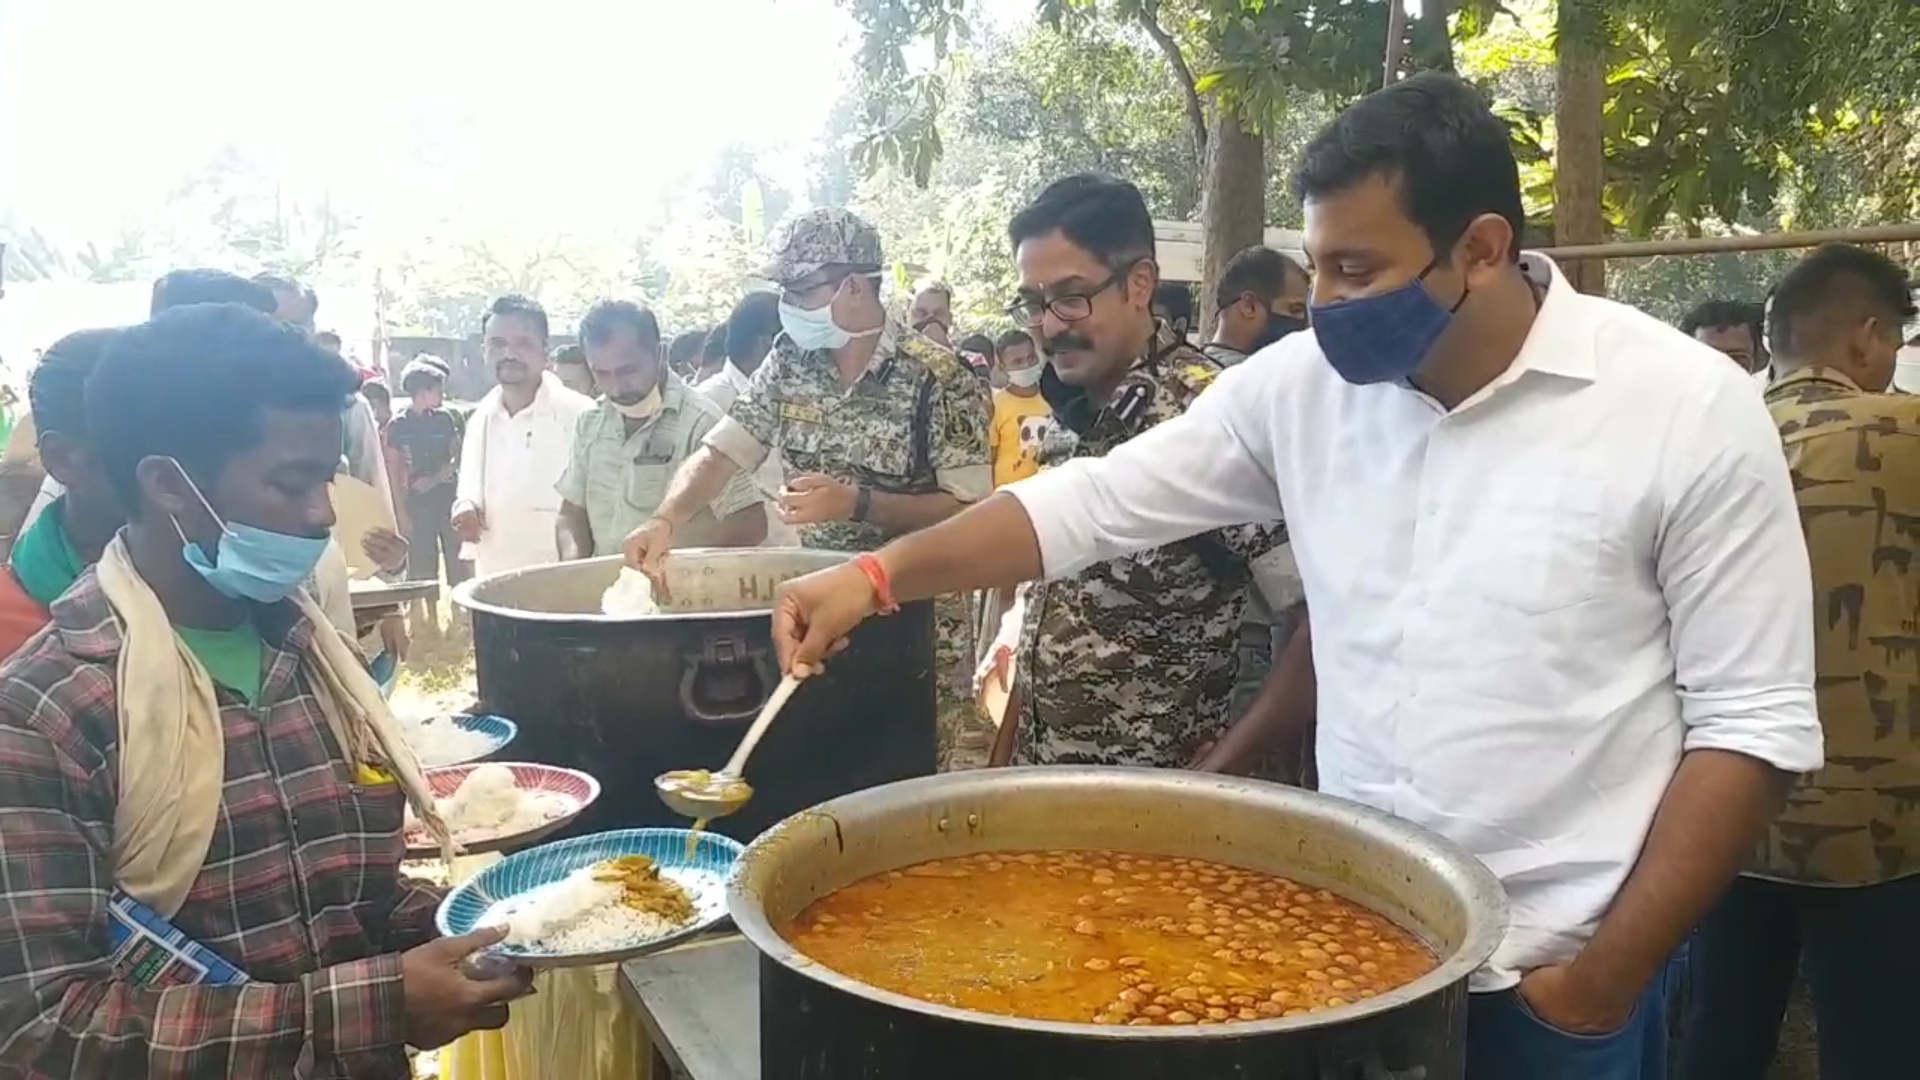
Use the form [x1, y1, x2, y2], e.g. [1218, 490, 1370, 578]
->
[1309, 260, 1469, 385]
[171, 462, 330, 604]
[778, 275, 883, 353]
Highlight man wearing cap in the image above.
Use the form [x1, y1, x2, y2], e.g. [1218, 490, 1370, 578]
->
[624, 208, 993, 763]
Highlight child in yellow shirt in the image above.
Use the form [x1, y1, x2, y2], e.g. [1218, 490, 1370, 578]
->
[989, 330, 1056, 488]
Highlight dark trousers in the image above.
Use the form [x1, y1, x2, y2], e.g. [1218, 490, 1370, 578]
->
[404, 486, 469, 586]
[1679, 873, 1920, 1080]
[1466, 954, 1682, 1080]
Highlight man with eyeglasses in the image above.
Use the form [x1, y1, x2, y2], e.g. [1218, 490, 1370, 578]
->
[955, 173, 1307, 770]
[623, 208, 993, 764]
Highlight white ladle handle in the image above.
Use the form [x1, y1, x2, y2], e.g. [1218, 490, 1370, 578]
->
[721, 673, 803, 777]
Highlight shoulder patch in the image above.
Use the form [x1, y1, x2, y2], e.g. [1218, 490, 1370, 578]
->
[1182, 364, 1219, 389]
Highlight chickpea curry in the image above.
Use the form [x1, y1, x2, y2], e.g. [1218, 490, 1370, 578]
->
[780, 850, 1437, 1027]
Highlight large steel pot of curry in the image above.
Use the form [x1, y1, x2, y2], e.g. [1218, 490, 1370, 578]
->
[729, 767, 1507, 1080]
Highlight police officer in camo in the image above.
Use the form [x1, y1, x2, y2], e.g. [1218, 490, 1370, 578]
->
[996, 174, 1306, 767]
[624, 208, 993, 761]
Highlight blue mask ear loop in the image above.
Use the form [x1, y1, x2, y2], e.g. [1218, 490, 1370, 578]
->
[165, 458, 231, 555]
[1415, 257, 1474, 318]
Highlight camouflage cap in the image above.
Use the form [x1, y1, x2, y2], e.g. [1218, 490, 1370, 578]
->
[756, 208, 885, 286]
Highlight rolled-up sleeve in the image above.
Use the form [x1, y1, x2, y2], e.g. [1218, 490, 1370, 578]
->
[1005, 362, 1288, 580]
[1658, 372, 1822, 771]
[703, 354, 781, 475]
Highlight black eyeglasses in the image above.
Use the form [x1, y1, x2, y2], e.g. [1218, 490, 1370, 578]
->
[1006, 273, 1122, 326]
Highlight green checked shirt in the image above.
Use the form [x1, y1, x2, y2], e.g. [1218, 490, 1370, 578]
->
[558, 374, 764, 553]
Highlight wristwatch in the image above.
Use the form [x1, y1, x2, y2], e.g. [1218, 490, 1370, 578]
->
[851, 485, 873, 523]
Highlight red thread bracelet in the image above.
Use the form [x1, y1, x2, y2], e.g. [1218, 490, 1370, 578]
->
[853, 553, 901, 615]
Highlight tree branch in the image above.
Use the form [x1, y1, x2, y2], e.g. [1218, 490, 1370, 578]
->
[1134, 4, 1208, 163]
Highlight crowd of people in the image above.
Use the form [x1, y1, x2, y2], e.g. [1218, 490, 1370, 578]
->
[0, 66, 1911, 1079]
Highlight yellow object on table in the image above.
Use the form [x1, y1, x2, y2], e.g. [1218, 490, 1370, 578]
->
[435, 854, 655, 1080]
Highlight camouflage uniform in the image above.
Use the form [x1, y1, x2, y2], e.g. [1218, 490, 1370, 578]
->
[1760, 367, 1920, 886]
[1012, 327, 1288, 767]
[704, 209, 994, 763]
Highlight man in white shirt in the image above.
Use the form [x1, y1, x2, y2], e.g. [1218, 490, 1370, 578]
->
[700, 290, 797, 546]
[757, 74, 1822, 1079]
[451, 295, 594, 579]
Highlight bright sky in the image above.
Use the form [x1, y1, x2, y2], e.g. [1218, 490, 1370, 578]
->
[0, 0, 907, 244]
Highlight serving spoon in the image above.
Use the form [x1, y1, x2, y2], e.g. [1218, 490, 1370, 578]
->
[655, 672, 804, 820]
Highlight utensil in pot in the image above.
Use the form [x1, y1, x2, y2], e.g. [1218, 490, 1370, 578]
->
[655, 671, 804, 819]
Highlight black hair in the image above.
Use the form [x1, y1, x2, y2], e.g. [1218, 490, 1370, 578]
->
[29, 328, 125, 438]
[1767, 244, 1918, 359]
[399, 357, 450, 393]
[250, 274, 318, 317]
[1008, 173, 1155, 269]
[995, 328, 1036, 354]
[1294, 72, 1525, 262]
[359, 379, 391, 406]
[701, 326, 728, 363]
[1217, 247, 1307, 306]
[958, 333, 995, 358]
[87, 303, 360, 513]
[724, 292, 782, 364]
[578, 300, 662, 354]
[483, 294, 550, 343]
[1153, 283, 1194, 324]
[314, 329, 343, 351]
[1679, 299, 1762, 339]
[150, 269, 277, 317]
[667, 330, 706, 368]
[552, 343, 587, 366]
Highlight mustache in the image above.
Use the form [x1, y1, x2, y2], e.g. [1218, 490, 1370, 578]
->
[1042, 332, 1094, 354]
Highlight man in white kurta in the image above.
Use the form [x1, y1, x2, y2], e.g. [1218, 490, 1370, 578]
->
[452, 296, 594, 579]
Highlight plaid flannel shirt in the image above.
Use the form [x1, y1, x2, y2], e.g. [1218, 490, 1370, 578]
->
[0, 570, 442, 1079]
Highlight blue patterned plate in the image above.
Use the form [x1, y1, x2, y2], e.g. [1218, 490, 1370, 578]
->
[403, 714, 518, 768]
[435, 828, 742, 968]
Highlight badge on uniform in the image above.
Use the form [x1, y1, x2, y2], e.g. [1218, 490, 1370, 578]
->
[778, 402, 827, 425]
[1183, 364, 1219, 388]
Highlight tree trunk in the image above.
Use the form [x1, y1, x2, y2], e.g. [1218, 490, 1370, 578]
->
[1426, 0, 1457, 72]
[1553, 0, 1609, 296]
[1383, 0, 1409, 87]
[1198, 102, 1266, 336]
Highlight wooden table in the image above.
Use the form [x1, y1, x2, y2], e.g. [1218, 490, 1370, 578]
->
[619, 935, 760, 1080]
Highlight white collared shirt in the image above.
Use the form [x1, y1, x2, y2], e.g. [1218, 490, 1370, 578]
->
[1006, 253, 1822, 991]
[455, 373, 595, 578]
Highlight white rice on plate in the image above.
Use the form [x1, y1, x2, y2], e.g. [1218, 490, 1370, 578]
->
[401, 717, 498, 768]
[482, 862, 689, 953]
[407, 764, 575, 846]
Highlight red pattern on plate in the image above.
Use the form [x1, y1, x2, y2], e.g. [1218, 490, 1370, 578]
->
[404, 763, 601, 854]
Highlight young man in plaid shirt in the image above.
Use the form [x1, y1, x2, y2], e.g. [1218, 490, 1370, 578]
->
[0, 304, 529, 1078]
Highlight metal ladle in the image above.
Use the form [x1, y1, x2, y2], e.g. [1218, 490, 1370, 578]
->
[655, 672, 804, 820]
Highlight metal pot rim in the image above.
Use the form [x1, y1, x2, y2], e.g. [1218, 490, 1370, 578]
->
[450, 549, 845, 624]
[728, 767, 1509, 1039]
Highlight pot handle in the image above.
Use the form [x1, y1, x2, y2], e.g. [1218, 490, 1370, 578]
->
[678, 632, 781, 726]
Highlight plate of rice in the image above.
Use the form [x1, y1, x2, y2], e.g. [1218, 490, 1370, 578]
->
[435, 828, 743, 968]
[401, 713, 518, 768]
[404, 762, 600, 858]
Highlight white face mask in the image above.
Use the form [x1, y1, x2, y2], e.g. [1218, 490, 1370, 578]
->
[778, 275, 883, 352]
[1005, 364, 1043, 388]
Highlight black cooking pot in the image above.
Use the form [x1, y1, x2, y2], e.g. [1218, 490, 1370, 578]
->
[729, 768, 1508, 1079]
[452, 550, 937, 840]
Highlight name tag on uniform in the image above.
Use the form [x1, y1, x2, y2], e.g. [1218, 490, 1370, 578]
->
[632, 450, 677, 465]
[778, 402, 827, 425]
